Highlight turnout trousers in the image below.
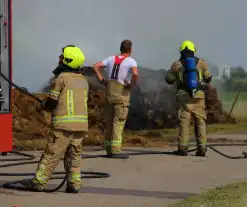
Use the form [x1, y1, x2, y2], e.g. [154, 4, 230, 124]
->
[32, 128, 85, 190]
[103, 101, 129, 155]
[177, 97, 207, 152]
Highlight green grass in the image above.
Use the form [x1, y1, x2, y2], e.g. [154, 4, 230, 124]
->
[134, 122, 247, 137]
[169, 181, 247, 207]
[219, 91, 247, 102]
[206, 122, 247, 134]
[217, 92, 247, 119]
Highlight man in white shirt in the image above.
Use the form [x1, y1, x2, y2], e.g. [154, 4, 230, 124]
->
[92, 40, 138, 159]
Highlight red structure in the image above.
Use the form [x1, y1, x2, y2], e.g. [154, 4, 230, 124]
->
[0, 0, 13, 152]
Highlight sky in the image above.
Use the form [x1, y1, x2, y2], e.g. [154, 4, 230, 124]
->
[12, 0, 247, 92]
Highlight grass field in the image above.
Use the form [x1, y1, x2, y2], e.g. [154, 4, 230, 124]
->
[169, 181, 247, 207]
[218, 91, 247, 120]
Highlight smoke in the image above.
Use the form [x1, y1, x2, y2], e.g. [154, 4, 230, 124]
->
[137, 68, 167, 92]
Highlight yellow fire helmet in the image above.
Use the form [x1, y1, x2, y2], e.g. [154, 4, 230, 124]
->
[62, 45, 86, 69]
[179, 40, 196, 53]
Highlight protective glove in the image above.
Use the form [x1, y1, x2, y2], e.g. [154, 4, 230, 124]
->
[198, 81, 206, 90]
[100, 79, 108, 87]
[41, 99, 47, 110]
[124, 80, 132, 89]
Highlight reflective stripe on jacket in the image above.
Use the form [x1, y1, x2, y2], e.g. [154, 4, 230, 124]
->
[49, 72, 89, 131]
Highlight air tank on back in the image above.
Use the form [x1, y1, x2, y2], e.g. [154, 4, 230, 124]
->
[184, 57, 198, 90]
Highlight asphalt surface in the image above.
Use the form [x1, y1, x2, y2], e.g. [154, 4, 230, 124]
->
[1, 143, 247, 207]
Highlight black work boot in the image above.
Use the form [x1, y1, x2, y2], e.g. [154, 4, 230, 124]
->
[107, 153, 129, 159]
[196, 147, 207, 157]
[172, 149, 188, 156]
[20, 179, 43, 192]
[196, 149, 206, 157]
[65, 185, 79, 194]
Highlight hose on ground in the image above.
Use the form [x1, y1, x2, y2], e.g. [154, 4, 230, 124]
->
[1, 143, 247, 193]
[0, 149, 110, 193]
[186, 143, 247, 159]
[79, 144, 247, 160]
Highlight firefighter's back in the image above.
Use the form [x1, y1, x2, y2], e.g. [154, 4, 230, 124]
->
[52, 72, 89, 132]
[104, 55, 136, 105]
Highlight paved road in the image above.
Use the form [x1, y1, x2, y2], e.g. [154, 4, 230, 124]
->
[1, 144, 247, 207]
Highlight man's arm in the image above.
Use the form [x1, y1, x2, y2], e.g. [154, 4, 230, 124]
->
[130, 66, 138, 86]
[165, 62, 179, 85]
[200, 59, 212, 83]
[92, 59, 108, 86]
[42, 77, 62, 111]
[92, 61, 105, 82]
[125, 59, 138, 87]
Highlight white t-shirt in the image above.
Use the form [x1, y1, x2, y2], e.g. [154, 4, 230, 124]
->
[102, 55, 137, 85]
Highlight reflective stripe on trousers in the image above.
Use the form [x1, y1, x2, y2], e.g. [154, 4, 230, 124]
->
[104, 140, 122, 147]
[34, 162, 49, 185]
[104, 124, 124, 147]
[68, 172, 81, 183]
[179, 142, 207, 147]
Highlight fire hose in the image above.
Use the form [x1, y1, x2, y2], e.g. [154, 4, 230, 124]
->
[1, 71, 247, 194]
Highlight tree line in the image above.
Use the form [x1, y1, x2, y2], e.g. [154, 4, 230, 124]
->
[222, 66, 247, 92]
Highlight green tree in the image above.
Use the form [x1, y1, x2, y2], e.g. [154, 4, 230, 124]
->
[230, 66, 247, 78]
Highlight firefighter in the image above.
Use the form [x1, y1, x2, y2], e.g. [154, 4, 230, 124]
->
[20, 45, 88, 193]
[165, 40, 212, 157]
[92, 40, 138, 159]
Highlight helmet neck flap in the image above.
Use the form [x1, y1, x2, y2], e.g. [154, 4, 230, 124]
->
[52, 63, 81, 77]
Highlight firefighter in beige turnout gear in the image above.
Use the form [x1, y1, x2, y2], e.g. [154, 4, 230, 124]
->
[21, 45, 88, 193]
[165, 40, 212, 157]
[93, 40, 138, 159]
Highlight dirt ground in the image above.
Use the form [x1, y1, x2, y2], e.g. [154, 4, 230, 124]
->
[1, 133, 247, 207]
